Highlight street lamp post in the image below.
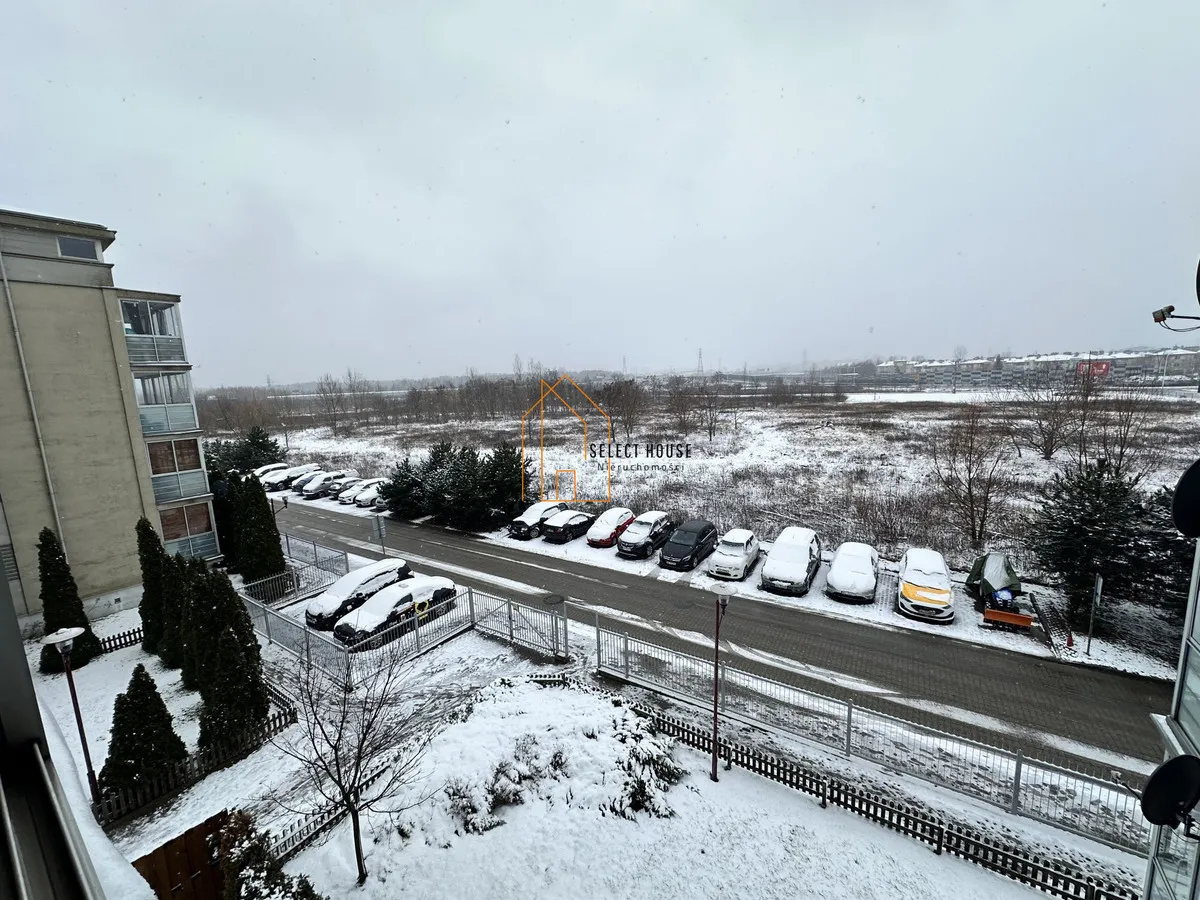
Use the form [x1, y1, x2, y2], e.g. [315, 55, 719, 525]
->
[710, 584, 735, 782]
[42, 626, 101, 805]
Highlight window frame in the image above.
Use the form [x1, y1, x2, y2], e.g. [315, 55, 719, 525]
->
[147, 439, 203, 475]
[56, 236, 99, 261]
[159, 502, 214, 542]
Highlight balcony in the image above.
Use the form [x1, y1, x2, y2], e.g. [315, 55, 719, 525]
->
[165, 531, 218, 559]
[139, 403, 198, 435]
[151, 470, 209, 504]
[126, 333, 187, 365]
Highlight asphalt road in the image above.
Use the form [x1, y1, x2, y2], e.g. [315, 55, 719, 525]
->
[275, 503, 1171, 772]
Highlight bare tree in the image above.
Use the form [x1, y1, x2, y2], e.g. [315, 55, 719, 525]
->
[929, 403, 1011, 549]
[1012, 376, 1077, 460]
[600, 379, 648, 441]
[665, 375, 695, 437]
[274, 650, 450, 885]
[1090, 384, 1164, 483]
[315, 373, 347, 434]
[695, 379, 722, 441]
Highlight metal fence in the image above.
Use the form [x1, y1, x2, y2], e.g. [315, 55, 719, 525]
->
[595, 626, 1150, 855]
[280, 533, 349, 575]
[237, 585, 571, 689]
[242, 562, 342, 608]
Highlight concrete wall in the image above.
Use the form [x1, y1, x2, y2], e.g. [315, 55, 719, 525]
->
[0, 278, 155, 614]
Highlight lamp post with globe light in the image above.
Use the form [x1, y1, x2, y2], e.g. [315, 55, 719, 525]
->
[710, 583, 736, 782]
[41, 626, 100, 805]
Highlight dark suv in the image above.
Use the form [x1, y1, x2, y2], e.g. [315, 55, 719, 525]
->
[658, 518, 718, 571]
[616, 511, 677, 559]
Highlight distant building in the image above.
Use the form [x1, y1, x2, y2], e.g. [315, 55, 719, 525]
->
[0, 208, 217, 617]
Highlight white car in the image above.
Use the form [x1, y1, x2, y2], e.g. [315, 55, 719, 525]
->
[291, 470, 328, 492]
[261, 463, 319, 490]
[897, 548, 954, 623]
[760, 527, 823, 595]
[708, 528, 760, 580]
[333, 575, 458, 649]
[508, 501, 568, 539]
[251, 462, 289, 479]
[304, 558, 414, 630]
[340, 478, 384, 504]
[355, 483, 386, 508]
[826, 542, 879, 602]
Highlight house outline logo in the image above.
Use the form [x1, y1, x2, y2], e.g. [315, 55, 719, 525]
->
[520, 375, 612, 503]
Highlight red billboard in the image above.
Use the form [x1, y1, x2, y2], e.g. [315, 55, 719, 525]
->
[1076, 361, 1111, 378]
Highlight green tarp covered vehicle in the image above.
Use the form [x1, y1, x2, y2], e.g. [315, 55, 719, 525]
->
[965, 552, 1021, 599]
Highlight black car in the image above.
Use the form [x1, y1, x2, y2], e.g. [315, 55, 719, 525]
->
[507, 501, 568, 539]
[616, 511, 677, 559]
[658, 518, 718, 571]
[542, 510, 594, 544]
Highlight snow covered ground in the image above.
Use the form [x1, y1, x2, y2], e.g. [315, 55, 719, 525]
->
[291, 677, 1047, 900]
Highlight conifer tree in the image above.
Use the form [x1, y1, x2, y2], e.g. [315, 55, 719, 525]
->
[212, 474, 244, 573]
[180, 558, 208, 691]
[158, 554, 192, 669]
[198, 572, 269, 748]
[98, 664, 187, 794]
[216, 811, 324, 900]
[135, 517, 167, 653]
[37, 528, 103, 674]
[482, 442, 528, 523]
[447, 445, 488, 530]
[236, 477, 286, 584]
[380, 456, 424, 519]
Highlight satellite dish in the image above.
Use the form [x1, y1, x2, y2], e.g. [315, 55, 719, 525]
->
[1195, 254, 1200, 306]
[1141, 754, 1200, 829]
[1174, 458, 1200, 538]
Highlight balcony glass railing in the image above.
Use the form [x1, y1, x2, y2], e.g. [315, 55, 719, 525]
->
[139, 403, 198, 434]
[125, 334, 186, 365]
[151, 470, 209, 504]
[165, 531, 218, 559]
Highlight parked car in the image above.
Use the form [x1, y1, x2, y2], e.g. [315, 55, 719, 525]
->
[759, 527, 822, 595]
[542, 510, 594, 544]
[508, 501, 568, 539]
[292, 470, 327, 493]
[251, 462, 289, 479]
[304, 558, 414, 630]
[897, 548, 954, 623]
[262, 463, 319, 491]
[373, 495, 388, 512]
[301, 472, 343, 498]
[708, 528, 760, 580]
[333, 575, 458, 650]
[340, 478, 383, 504]
[659, 518, 718, 571]
[327, 477, 362, 499]
[355, 483, 385, 507]
[825, 542, 879, 602]
[616, 511, 677, 559]
[586, 507, 636, 548]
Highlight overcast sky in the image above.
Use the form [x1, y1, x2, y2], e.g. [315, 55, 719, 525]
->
[3, 1, 1198, 386]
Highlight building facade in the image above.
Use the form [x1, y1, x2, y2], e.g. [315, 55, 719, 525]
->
[1144, 540, 1200, 900]
[0, 208, 217, 617]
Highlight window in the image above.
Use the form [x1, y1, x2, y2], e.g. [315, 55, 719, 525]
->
[57, 236, 98, 260]
[159, 502, 212, 541]
[1179, 650, 1200, 749]
[134, 372, 192, 406]
[121, 299, 180, 337]
[147, 439, 202, 475]
[1151, 824, 1199, 900]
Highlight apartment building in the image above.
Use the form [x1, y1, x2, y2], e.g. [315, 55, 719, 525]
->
[0, 208, 217, 617]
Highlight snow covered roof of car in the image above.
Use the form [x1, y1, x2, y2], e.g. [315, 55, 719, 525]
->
[722, 528, 754, 543]
[546, 509, 586, 526]
[632, 510, 668, 523]
[904, 548, 948, 576]
[776, 526, 817, 547]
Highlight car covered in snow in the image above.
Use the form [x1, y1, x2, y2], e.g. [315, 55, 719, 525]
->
[304, 558, 415, 630]
[291, 470, 328, 493]
[707, 528, 760, 580]
[261, 463, 320, 491]
[327, 477, 362, 499]
[896, 548, 954, 623]
[586, 507, 636, 548]
[251, 462, 289, 479]
[355, 483, 386, 508]
[339, 478, 384, 504]
[301, 470, 352, 498]
[825, 542, 879, 602]
[542, 510, 594, 544]
[659, 519, 718, 571]
[508, 501, 568, 540]
[759, 527, 822, 595]
[615, 510, 677, 559]
[333, 575, 458, 649]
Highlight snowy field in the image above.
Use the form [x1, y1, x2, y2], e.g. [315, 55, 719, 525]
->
[292, 677, 1046, 900]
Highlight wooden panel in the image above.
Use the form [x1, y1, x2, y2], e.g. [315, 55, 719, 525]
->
[133, 810, 228, 900]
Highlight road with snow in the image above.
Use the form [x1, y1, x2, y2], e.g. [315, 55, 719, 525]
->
[275, 504, 1170, 772]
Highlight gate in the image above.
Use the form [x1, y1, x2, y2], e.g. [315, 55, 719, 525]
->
[133, 810, 228, 900]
